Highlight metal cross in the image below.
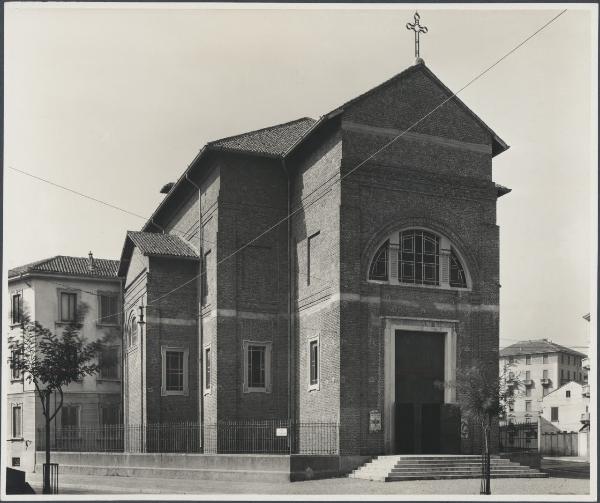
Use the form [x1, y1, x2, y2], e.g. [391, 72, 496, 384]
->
[406, 12, 428, 59]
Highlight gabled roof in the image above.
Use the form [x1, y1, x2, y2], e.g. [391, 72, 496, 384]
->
[325, 61, 509, 157]
[541, 380, 583, 401]
[141, 61, 509, 233]
[209, 118, 316, 157]
[500, 339, 587, 358]
[9, 256, 120, 280]
[118, 231, 198, 277]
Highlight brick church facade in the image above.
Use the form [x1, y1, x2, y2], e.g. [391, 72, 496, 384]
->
[118, 60, 510, 457]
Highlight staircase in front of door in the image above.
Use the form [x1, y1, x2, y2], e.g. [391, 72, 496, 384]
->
[349, 455, 548, 481]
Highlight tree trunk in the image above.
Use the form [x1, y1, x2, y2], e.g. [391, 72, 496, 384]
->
[43, 394, 51, 494]
[480, 423, 491, 495]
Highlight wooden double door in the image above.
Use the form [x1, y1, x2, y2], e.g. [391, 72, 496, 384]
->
[394, 330, 460, 454]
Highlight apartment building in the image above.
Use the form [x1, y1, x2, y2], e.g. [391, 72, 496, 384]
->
[6, 254, 122, 472]
[499, 339, 587, 424]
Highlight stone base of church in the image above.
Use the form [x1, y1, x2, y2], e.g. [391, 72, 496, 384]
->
[34, 451, 371, 482]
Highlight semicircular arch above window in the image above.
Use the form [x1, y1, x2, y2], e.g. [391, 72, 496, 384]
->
[368, 229, 469, 289]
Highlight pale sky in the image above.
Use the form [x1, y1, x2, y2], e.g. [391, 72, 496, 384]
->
[4, 4, 597, 352]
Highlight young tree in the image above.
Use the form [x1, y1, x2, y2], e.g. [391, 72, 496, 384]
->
[445, 358, 520, 495]
[7, 305, 101, 494]
[498, 361, 523, 423]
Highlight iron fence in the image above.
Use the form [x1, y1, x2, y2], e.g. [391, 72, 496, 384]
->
[204, 420, 338, 455]
[37, 425, 125, 452]
[499, 422, 538, 452]
[36, 420, 338, 455]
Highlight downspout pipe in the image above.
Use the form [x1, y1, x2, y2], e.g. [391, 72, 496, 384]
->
[185, 172, 204, 445]
[281, 158, 293, 441]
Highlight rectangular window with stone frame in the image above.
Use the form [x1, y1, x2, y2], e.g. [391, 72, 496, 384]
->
[98, 293, 119, 325]
[161, 346, 189, 396]
[11, 404, 22, 438]
[243, 341, 272, 393]
[60, 292, 77, 322]
[11, 293, 23, 325]
[308, 336, 320, 391]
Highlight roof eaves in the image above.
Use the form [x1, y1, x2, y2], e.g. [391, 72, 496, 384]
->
[283, 109, 344, 159]
[206, 117, 315, 149]
[418, 65, 510, 158]
[141, 147, 208, 233]
[496, 183, 512, 198]
[207, 144, 283, 160]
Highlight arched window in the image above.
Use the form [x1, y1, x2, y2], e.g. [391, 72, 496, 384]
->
[368, 240, 389, 281]
[368, 228, 469, 289]
[130, 316, 138, 346]
[126, 313, 138, 347]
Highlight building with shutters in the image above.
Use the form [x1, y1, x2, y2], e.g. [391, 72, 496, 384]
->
[499, 339, 588, 424]
[118, 59, 511, 458]
[6, 255, 122, 472]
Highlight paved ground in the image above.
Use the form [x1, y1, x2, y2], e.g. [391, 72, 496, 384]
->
[540, 457, 591, 479]
[25, 472, 590, 496]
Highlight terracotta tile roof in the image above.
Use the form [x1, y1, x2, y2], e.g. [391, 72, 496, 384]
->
[9, 256, 119, 279]
[208, 117, 316, 157]
[500, 339, 587, 358]
[126, 231, 198, 258]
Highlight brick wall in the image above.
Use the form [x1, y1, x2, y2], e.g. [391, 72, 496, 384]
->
[336, 64, 502, 455]
[145, 257, 200, 424]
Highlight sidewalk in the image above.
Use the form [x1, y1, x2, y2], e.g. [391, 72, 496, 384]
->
[25, 472, 590, 496]
[542, 456, 589, 463]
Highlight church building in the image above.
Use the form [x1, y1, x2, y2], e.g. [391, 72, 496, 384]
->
[118, 58, 510, 459]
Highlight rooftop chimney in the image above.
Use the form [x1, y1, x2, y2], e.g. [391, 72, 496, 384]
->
[160, 182, 175, 194]
[88, 251, 95, 271]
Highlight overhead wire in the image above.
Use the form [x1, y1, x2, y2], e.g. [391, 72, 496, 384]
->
[9, 9, 568, 325]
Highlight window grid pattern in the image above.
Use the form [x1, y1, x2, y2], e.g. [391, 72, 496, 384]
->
[165, 351, 184, 392]
[99, 295, 119, 324]
[368, 230, 469, 289]
[247, 345, 266, 389]
[368, 240, 389, 281]
[399, 230, 439, 286]
[449, 249, 467, 288]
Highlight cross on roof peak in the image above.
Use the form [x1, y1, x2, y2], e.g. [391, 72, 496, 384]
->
[406, 11, 428, 63]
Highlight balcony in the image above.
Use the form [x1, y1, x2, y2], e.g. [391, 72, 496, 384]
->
[523, 379, 534, 386]
[540, 378, 551, 386]
[582, 358, 590, 371]
[581, 412, 590, 423]
[583, 384, 590, 397]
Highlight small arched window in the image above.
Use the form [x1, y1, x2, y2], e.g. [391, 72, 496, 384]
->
[368, 240, 389, 281]
[126, 313, 138, 347]
[130, 316, 138, 346]
[368, 228, 469, 289]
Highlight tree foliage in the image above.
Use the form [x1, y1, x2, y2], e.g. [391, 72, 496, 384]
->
[7, 304, 101, 420]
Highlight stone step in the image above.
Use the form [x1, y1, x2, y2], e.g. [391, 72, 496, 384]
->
[393, 460, 512, 465]
[392, 465, 526, 473]
[392, 463, 521, 470]
[385, 472, 549, 481]
[350, 454, 548, 482]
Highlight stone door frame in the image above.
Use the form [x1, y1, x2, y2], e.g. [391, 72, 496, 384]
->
[383, 316, 458, 454]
